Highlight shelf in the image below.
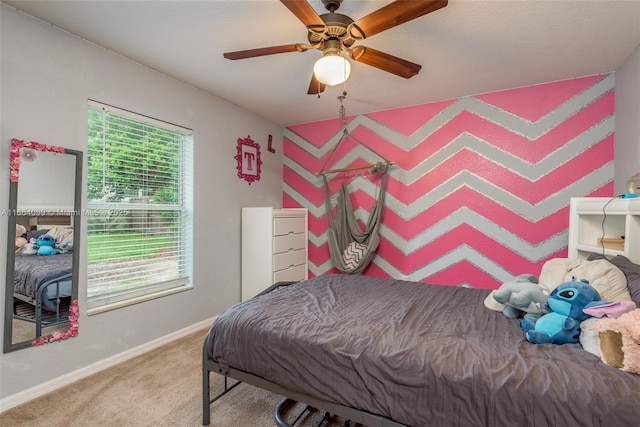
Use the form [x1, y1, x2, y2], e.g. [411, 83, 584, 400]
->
[571, 197, 640, 214]
[569, 197, 640, 264]
[575, 244, 624, 257]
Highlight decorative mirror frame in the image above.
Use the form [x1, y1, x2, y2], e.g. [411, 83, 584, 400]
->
[234, 136, 261, 185]
[3, 139, 83, 352]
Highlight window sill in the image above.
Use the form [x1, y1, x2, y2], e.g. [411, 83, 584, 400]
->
[87, 284, 193, 316]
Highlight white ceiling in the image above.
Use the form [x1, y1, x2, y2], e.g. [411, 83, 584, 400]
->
[3, 0, 639, 126]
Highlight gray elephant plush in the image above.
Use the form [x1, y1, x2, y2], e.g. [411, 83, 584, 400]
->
[485, 274, 549, 323]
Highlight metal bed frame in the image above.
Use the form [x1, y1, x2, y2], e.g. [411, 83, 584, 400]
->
[13, 273, 72, 338]
[202, 343, 407, 427]
[201, 282, 407, 427]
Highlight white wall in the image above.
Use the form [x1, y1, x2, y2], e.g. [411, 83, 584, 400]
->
[0, 5, 284, 400]
[614, 44, 640, 194]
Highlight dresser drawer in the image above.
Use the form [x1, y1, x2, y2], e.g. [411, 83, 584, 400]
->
[242, 207, 308, 301]
[273, 263, 307, 283]
[273, 217, 306, 237]
[273, 233, 306, 254]
[273, 249, 306, 272]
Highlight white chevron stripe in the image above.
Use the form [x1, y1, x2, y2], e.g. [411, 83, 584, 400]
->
[307, 206, 569, 261]
[284, 116, 614, 186]
[454, 76, 614, 139]
[399, 119, 613, 183]
[284, 162, 613, 221]
[288, 76, 614, 286]
[358, 74, 614, 144]
[308, 244, 519, 284]
[284, 75, 614, 157]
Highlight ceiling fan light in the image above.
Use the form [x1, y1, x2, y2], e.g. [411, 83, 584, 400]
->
[313, 55, 351, 86]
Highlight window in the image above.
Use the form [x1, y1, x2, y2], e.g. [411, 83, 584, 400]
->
[86, 101, 193, 313]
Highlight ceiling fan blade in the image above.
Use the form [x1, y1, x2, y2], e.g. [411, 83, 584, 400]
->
[350, 46, 421, 79]
[307, 73, 326, 95]
[223, 44, 302, 60]
[281, 0, 325, 28]
[350, 0, 448, 39]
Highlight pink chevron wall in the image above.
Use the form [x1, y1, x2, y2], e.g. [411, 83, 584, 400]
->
[283, 74, 615, 289]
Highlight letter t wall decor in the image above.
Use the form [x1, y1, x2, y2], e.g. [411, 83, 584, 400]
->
[235, 136, 262, 185]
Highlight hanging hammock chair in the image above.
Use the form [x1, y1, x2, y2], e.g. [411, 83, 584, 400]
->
[318, 93, 392, 274]
[322, 167, 388, 274]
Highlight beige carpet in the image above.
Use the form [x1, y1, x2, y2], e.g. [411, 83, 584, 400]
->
[12, 318, 68, 345]
[0, 329, 358, 427]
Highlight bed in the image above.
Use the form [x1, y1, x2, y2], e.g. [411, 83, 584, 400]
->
[12, 227, 74, 338]
[203, 273, 640, 426]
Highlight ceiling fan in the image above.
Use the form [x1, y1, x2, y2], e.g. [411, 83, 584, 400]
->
[223, 0, 448, 95]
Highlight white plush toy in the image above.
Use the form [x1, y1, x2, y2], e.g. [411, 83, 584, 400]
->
[15, 224, 28, 253]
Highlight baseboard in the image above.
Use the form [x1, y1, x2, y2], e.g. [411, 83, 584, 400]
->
[0, 317, 216, 413]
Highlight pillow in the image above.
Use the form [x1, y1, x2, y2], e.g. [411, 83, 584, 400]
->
[579, 317, 602, 357]
[588, 254, 640, 307]
[539, 258, 581, 291]
[342, 242, 367, 270]
[539, 258, 630, 302]
[25, 228, 50, 242]
[46, 226, 74, 242]
[610, 256, 640, 307]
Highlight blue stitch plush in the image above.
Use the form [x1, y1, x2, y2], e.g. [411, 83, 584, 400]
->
[521, 279, 603, 344]
[34, 234, 57, 256]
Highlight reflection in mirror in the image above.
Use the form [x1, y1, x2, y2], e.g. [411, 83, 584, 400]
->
[4, 139, 82, 352]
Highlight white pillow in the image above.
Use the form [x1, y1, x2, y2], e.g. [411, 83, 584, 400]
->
[538, 258, 581, 292]
[539, 258, 631, 302]
[579, 317, 602, 357]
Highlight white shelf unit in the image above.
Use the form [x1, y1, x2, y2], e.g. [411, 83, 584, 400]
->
[241, 207, 308, 301]
[568, 197, 640, 264]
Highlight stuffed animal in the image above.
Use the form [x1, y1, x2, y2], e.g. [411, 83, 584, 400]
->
[20, 238, 38, 255]
[15, 224, 28, 252]
[34, 234, 58, 256]
[522, 279, 603, 344]
[595, 308, 640, 374]
[485, 274, 549, 323]
[56, 235, 74, 253]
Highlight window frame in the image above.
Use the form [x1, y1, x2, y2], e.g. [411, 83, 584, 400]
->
[86, 100, 194, 314]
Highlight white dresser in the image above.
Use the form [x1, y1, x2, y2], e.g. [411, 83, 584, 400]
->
[241, 207, 308, 301]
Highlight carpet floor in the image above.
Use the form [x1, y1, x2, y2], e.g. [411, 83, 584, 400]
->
[0, 328, 358, 427]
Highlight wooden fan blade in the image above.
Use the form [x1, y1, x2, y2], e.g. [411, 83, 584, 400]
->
[281, 0, 325, 28]
[307, 73, 326, 95]
[350, 0, 448, 39]
[350, 46, 421, 78]
[223, 44, 301, 60]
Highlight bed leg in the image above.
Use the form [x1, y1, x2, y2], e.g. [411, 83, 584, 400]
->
[202, 368, 210, 426]
[318, 411, 331, 427]
[35, 300, 43, 338]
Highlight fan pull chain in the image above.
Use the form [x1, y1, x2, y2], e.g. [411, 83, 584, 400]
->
[338, 91, 347, 130]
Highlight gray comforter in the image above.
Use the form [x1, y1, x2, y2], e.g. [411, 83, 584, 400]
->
[206, 274, 640, 426]
[14, 253, 73, 300]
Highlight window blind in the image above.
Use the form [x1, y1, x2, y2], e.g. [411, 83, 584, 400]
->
[86, 101, 193, 313]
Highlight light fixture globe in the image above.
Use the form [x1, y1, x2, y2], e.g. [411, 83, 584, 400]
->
[313, 54, 351, 86]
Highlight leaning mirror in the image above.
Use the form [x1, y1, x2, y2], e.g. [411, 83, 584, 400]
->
[4, 138, 82, 352]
